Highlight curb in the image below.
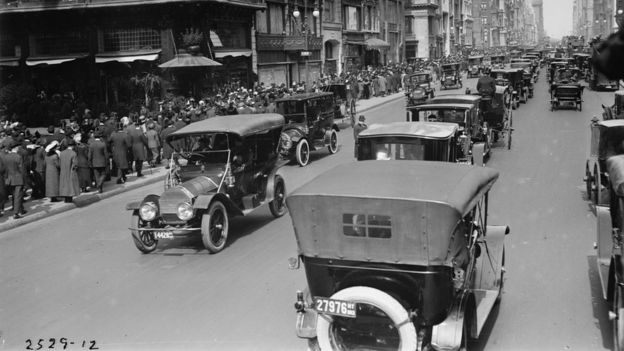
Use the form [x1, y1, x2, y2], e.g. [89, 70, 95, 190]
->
[0, 173, 166, 233]
[1, 95, 403, 233]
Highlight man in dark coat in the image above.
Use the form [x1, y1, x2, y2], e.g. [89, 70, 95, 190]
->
[4, 141, 26, 219]
[88, 131, 109, 193]
[353, 115, 368, 159]
[126, 121, 148, 177]
[109, 123, 130, 184]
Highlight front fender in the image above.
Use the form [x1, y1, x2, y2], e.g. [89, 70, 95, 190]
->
[126, 194, 160, 210]
[283, 127, 306, 144]
[193, 193, 244, 217]
[265, 165, 284, 203]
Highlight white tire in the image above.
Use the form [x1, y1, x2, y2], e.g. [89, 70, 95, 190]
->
[316, 286, 417, 351]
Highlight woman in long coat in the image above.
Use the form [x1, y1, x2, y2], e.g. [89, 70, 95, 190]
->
[74, 134, 91, 192]
[44, 141, 61, 202]
[0, 150, 7, 215]
[59, 140, 80, 202]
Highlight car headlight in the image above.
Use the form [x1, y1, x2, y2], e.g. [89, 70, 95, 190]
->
[139, 202, 158, 221]
[177, 202, 194, 221]
[280, 133, 293, 149]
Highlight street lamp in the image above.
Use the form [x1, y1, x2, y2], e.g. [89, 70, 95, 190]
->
[292, 1, 319, 92]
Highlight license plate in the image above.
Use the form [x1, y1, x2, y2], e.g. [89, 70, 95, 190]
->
[154, 231, 173, 239]
[313, 297, 357, 318]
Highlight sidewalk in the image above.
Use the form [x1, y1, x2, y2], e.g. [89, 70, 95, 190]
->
[0, 166, 168, 233]
[0, 92, 405, 233]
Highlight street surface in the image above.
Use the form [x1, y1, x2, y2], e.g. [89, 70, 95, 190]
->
[0, 73, 619, 350]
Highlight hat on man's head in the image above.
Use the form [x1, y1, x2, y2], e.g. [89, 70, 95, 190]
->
[359, 115, 366, 121]
[67, 139, 76, 146]
[45, 140, 59, 153]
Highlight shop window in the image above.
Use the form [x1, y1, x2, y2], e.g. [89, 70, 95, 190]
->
[102, 27, 161, 52]
[212, 22, 249, 49]
[0, 33, 17, 57]
[31, 31, 89, 56]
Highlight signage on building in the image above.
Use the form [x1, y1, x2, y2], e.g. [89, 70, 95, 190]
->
[301, 51, 312, 57]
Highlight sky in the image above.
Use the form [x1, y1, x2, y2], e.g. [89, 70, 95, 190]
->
[542, 0, 574, 39]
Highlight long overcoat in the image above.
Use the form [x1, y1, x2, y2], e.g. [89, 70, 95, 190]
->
[59, 148, 80, 197]
[109, 131, 130, 170]
[127, 125, 148, 161]
[44, 153, 60, 197]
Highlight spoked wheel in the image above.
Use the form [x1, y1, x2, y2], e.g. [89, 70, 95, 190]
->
[268, 175, 287, 218]
[296, 139, 310, 167]
[614, 286, 624, 351]
[327, 130, 338, 154]
[201, 201, 230, 253]
[130, 215, 158, 254]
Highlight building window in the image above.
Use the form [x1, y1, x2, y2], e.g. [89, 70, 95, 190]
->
[344, 6, 361, 31]
[324, 0, 334, 22]
[405, 17, 413, 34]
[102, 27, 161, 52]
[481, 17, 488, 25]
[32, 31, 89, 56]
[406, 43, 418, 58]
[325, 41, 334, 59]
[212, 22, 249, 48]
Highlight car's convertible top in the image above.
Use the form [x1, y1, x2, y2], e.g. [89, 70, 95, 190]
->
[169, 113, 284, 138]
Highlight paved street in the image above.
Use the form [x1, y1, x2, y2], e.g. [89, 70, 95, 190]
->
[0, 73, 620, 350]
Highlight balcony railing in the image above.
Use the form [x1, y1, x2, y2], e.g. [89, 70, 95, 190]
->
[410, 0, 438, 7]
[256, 33, 322, 51]
[0, 0, 266, 12]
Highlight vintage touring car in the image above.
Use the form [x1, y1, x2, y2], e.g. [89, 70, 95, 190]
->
[127, 114, 287, 254]
[288, 161, 509, 351]
[585, 119, 624, 205]
[276, 92, 340, 166]
[355, 121, 479, 164]
[440, 63, 463, 90]
[405, 71, 436, 107]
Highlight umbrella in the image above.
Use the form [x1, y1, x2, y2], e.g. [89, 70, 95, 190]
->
[158, 53, 222, 68]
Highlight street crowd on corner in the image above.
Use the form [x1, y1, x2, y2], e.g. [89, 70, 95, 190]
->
[0, 53, 499, 220]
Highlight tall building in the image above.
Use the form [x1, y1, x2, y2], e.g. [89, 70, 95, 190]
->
[404, 0, 444, 60]
[531, 0, 544, 41]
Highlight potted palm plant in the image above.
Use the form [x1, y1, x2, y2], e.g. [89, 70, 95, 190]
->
[182, 28, 203, 54]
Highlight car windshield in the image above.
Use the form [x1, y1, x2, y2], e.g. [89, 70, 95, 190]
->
[276, 100, 306, 124]
[410, 75, 429, 83]
[418, 108, 467, 125]
[358, 136, 450, 162]
[168, 133, 231, 164]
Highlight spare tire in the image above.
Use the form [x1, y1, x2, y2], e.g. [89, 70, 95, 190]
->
[316, 286, 417, 351]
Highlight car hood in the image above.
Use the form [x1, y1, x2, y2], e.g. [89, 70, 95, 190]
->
[159, 176, 220, 213]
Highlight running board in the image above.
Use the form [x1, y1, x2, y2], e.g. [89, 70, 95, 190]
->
[473, 289, 499, 336]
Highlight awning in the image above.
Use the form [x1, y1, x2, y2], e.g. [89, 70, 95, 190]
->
[95, 49, 161, 63]
[366, 38, 390, 50]
[210, 31, 223, 48]
[214, 49, 252, 58]
[158, 53, 222, 68]
[0, 57, 19, 67]
[345, 40, 366, 46]
[26, 54, 89, 66]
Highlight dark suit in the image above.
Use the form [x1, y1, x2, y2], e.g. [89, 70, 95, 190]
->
[88, 138, 109, 190]
[127, 125, 148, 176]
[4, 151, 24, 214]
[109, 130, 130, 182]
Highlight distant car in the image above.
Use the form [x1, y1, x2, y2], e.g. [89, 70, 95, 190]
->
[407, 100, 490, 164]
[405, 71, 435, 107]
[440, 62, 463, 90]
[127, 114, 287, 254]
[289, 161, 509, 351]
[467, 55, 484, 78]
[276, 92, 340, 166]
[491, 68, 526, 108]
[356, 121, 470, 163]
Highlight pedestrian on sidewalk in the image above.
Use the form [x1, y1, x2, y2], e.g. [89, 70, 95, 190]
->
[353, 115, 368, 159]
[127, 118, 148, 177]
[74, 133, 91, 192]
[59, 139, 80, 203]
[44, 141, 61, 202]
[88, 131, 108, 193]
[0, 146, 7, 216]
[5, 141, 26, 219]
[109, 122, 130, 184]
[145, 123, 160, 167]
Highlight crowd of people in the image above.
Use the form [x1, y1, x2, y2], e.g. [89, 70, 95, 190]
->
[0, 58, 482, 219]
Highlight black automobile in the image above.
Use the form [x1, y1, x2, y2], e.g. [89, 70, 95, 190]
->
[127, 114, 287, 254]
[405, 71, 435, 107]
[277, 92, 340, 166]
[288, 161, 509, 351]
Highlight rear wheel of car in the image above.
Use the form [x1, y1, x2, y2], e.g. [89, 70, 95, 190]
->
[296, 139, 310, 167]
[269, 175, 286, 218]
[201, 201, 229, 253]
[614, 285, 624, 351]
[130, 214, 158, 254]
[327, 130, 338, 154]
[316, 286, 417, 351]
